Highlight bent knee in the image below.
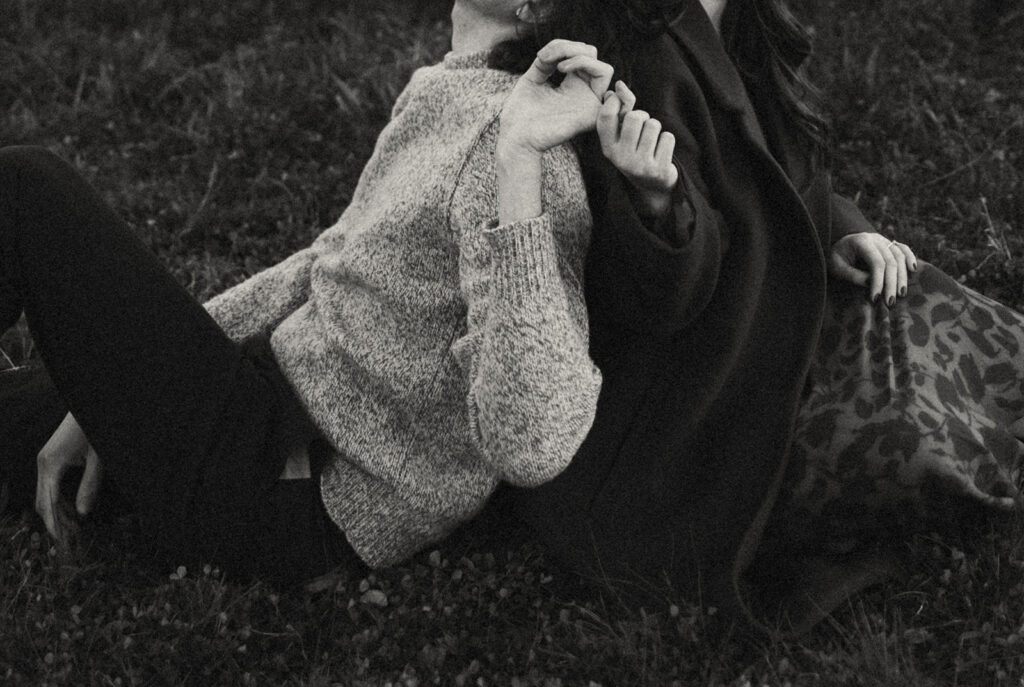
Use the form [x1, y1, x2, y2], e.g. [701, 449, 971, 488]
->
[0, 145, 62, 168]
[0, 146, 87, 219]
[0, 145, 72, 190]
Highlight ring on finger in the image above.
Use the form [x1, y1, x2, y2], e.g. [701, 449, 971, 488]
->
[888, 240, 900, 249]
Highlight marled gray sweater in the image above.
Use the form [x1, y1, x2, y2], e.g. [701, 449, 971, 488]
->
[204, 51, 602, 567]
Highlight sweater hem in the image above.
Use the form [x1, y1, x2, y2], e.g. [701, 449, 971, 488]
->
[319, 460, 465, 568]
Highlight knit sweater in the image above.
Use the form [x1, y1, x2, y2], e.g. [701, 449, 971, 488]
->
[204, 51, 602, 567]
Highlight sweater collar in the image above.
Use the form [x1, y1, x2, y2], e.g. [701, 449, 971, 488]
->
[443, 50, 493, 70]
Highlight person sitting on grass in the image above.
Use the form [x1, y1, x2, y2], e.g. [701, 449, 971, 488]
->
[501, 0, 1024, 632]
[0, 0, 620, 587]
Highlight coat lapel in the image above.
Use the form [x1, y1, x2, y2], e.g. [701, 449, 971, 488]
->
[663, 0, 826, 259]
[663, 0, 769, 151]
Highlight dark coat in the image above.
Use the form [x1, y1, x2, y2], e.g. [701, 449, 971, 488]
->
[508, 0, 877, 618]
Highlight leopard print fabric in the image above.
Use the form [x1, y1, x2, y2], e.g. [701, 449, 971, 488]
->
[772, 262, 1024, 550]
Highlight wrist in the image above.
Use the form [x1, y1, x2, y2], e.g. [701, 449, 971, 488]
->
[496, 137, 542, 170]
[496, 143, 544, 225]
[625, 181, 673, 220]
[636, 190, 672, 219]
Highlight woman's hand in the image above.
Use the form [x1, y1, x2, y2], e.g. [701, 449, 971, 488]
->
[495, 40, 613, 224]
[829, 232, 919, 305]
[35, 412, 101, 545]
[498, 39, 614, 156]
[597, 81, 679, 218]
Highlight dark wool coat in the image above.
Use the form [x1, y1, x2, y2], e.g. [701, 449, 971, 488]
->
[508, 0, 877, 620]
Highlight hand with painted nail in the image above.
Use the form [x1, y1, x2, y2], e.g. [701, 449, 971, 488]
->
[597, 80, 679, 218]
[829, 232, 919, 305]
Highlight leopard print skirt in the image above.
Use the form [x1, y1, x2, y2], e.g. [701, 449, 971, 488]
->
[772, 262, 1024, 551]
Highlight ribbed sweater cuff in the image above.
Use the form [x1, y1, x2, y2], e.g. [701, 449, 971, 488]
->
[484, 214, 559, 305]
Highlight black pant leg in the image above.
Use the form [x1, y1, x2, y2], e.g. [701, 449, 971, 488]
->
[0, 146, 285, 570]
[0, 365, 66, 513]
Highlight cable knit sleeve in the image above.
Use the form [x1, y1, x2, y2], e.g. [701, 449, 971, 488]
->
[203, 246, 316, 342]
[449, 125, 602, 488]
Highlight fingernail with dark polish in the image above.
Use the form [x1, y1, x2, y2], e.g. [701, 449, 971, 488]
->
[899, 286, 906, 297]
[887, 296, 895, 307]
[871, 293, 880, 304]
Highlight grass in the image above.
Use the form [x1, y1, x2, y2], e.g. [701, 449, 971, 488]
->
[1, 0, 1023, 684]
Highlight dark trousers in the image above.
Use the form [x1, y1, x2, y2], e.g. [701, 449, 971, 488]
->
[0, 145, 358, 585]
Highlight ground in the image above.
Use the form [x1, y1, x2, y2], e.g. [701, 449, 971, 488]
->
[1, 0, 1023, 684]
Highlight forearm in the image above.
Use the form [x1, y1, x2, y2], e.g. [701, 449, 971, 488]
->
[467, 215, 601, 487]
[457, 116, 599, 485]
[830, 192, 878, 245]
[496, 143, 543, 224]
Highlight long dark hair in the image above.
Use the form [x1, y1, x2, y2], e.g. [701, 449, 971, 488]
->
[488, 0, 829, 157]
[721, 0, 830, 157]
[487, 0, 674, 85]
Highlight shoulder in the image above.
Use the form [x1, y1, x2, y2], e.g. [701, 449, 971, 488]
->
[389, 63, 443, 118]
[393, 62, 515, 121]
